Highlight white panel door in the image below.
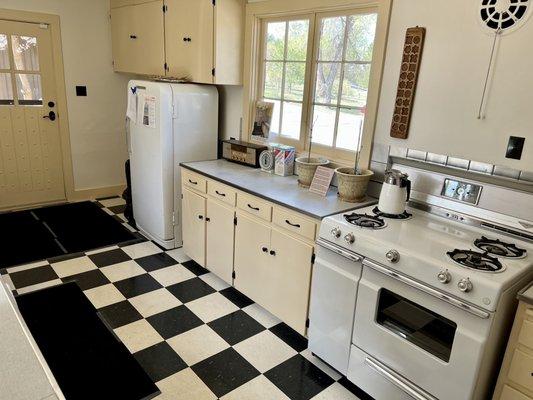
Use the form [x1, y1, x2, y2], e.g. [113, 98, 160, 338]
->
[182, 188, 206, 266]
[0, 20, 65, 209]
[206, 198, 235, 284]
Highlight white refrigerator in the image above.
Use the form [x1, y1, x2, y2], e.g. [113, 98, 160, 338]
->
[127, 80, 218, 249]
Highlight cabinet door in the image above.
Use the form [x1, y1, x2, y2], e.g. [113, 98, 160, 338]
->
[182, 188, 206, 266]
[165, 0, 214, 83]
[110, 1, 166, 75]
[206, 199, 235, 284]
[234, 212, 271, 305]
[269, 229, 314, 334]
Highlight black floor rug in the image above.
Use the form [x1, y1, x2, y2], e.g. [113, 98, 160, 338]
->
[16, 282, 159, 400]
[0, 201, 136, 268]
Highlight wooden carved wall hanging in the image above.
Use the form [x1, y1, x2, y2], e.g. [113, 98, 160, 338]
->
[390, 27, 426, 139]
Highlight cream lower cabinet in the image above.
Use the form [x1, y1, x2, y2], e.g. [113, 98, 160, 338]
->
[234, 211, 313, 334]
[206, 198, 235, 285]
[182, 188, 206, 266]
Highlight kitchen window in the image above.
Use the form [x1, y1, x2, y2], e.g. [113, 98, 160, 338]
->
[256, 8, 378, 160]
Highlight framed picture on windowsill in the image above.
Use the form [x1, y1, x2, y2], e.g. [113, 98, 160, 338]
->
[251, 100, 275, 142]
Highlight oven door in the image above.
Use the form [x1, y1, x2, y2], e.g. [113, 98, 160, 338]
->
[353, 260, 492, 400]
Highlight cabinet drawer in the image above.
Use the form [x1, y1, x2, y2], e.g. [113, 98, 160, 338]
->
[237, 193, 272, 222]
[501, 385, 532, 400]
[208, 181, 236, 206]
[519, 319, 533, 350]
[272, 208, 316, 240]
[509, 350, 533, 392]
[182, 170, 207, 193]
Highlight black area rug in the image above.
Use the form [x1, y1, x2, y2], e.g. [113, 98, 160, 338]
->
[0, 201, 136, 268]
[16, 282, 159, 400]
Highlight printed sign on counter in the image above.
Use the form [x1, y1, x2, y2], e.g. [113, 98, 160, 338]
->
[309, 166, 335, 197]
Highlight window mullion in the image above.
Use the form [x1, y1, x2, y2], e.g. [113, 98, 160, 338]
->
[278, 21, 290, 136]
[6, 35, 18, 105]
[332, 16, 351, 150]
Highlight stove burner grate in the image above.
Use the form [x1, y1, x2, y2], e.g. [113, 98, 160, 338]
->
[447, 249, 504, 272]
[372, 206, 412, 220]
[344, 213, 386, 229]
[473, 236, 527, 259]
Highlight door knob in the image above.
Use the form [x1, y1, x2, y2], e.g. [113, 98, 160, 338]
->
[43, 111, 56, 121]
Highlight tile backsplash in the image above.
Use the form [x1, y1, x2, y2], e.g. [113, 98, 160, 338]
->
[369, 144, 533, 186]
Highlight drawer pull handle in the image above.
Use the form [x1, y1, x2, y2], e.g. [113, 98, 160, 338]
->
[188, 179, 198, 185]
[285, 219, 301, 228]
[129, 34, 137, 39]
[247, 204, 260, 211]
[261, 247, 268, 253]
[269, 250, 276, 256]
[215, 190, 226, 197]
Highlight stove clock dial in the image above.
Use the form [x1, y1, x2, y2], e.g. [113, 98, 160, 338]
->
[458, 278, 473, 293]
[437, 269, 452, 284]
[386, 249, 400, 263]
[331, 227, 341, 238]
[344, 233, 355, 244]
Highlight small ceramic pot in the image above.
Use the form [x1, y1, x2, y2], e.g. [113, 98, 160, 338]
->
[295, 157, 330, 187]
[335, 168, 374, 203]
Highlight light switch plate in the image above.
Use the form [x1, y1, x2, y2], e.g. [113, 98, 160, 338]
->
[441, 179, 482, 205]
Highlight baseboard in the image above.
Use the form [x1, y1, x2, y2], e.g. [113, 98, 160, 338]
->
[69, 184, 126, 202]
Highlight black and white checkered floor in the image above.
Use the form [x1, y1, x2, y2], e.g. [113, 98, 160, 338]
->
[1, 197, 369, 400]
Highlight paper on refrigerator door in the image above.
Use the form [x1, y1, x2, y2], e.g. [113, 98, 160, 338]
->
[137, 92, 156, 129]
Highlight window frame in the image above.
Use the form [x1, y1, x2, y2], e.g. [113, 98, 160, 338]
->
[245, 0, 390, 166]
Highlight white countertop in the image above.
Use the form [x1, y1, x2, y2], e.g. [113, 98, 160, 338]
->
[181, 159, 376, 219]
[0, 279, 63, 400]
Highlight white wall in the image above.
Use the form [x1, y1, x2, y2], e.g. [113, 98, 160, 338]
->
[1, 0, 130, 191]
[374, 0, 533, 171]
[218, 85, 243, 140]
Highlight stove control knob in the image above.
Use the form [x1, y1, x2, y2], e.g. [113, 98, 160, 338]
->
[386, 250, 400, 263]
[458, 278, 473, 293]
[437, 270, 451, 284]
[331, 227, 341, 238]
[344, 233, 355, 244]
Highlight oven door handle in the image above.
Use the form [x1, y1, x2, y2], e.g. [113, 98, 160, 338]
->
[363, 259, 490, 319]
[316, 238, 362, 262]
[364, 357, 438, 400]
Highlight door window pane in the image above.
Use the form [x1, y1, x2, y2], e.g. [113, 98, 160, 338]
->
[286, 20, 309, 61]
[377, 289, 457, 362]
[346, 13, 377, 62]
[269, 99, 281, 134]
[311, 105, 336, 146]
[318, 16, 346, 61]
[0, 34, 10, 69]
[266, 22, 286, 60]
[12, 36, 40, 71]
[341, 64, 371, 108]
[16, 74, 43, 105]
[284, 62, 305, 101]
[0, 73, 14, 104]
[336, 109, 364, 150]
[315, 63, 341, 105]
[264, 62, 283, 99]
[280, 101, 302, 139]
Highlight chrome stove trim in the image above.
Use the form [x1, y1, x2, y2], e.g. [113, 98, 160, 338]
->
[363, 259, 490, 319]
[364, 356, 438, 400]
[409, 201, 533, 242]
[316, 238, 362, 262]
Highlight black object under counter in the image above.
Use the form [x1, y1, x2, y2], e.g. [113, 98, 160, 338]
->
[16, 282, 159, 400]
[180, 159, 376, 220]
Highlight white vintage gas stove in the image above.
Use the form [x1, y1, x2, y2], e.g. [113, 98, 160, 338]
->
[308, 163, 533, 400]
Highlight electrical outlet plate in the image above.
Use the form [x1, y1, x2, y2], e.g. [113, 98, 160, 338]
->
[441, 179, 482, 205]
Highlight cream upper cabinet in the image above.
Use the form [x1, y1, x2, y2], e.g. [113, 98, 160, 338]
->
[164, 0, 214, 83]
[110, 0, 243, 84]
[234, 212, 271, 306]
[206, 198, 235, 285]
[268, 229, 314, 334]
[110, 0, 166, 75]
[182, 188, 206, 267]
